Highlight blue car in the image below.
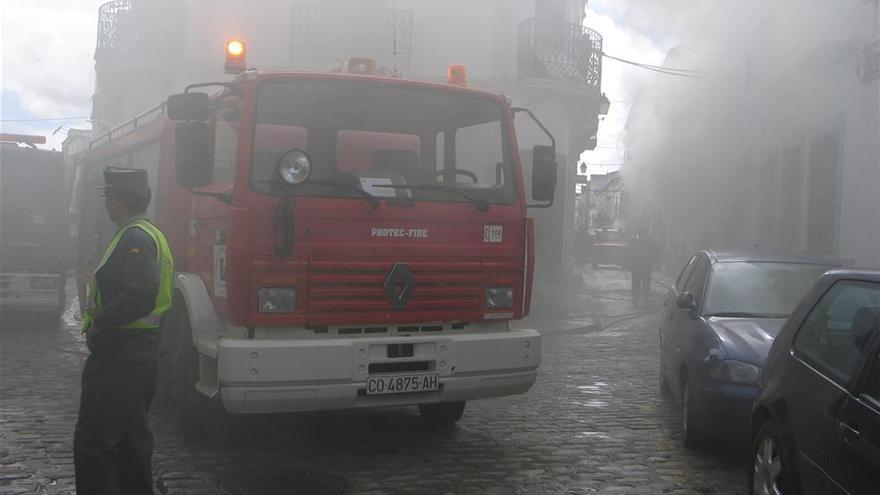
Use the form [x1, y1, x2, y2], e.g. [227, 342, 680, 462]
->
[659, 250, 842, 448]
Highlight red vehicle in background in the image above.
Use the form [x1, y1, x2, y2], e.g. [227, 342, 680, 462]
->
[76, 47, 557, 427]
[1, 135, 67, 322]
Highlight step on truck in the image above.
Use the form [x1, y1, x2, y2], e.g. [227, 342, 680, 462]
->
[76, 43, 557, 426]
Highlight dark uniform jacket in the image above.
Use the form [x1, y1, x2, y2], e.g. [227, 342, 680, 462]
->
[627, 236, 662, 272]
[92, 224, 161, 354]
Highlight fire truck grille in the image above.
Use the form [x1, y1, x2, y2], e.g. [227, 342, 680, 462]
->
[308, 259, 508, 315]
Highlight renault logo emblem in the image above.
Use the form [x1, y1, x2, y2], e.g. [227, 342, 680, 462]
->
[383, 263, 415, 310]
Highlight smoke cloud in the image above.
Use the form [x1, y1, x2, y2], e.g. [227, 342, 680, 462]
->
[609, 0, 880, 266]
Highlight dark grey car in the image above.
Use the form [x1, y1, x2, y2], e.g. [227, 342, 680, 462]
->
[749, 270, 880, 494]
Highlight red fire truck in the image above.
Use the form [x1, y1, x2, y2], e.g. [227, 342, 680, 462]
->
[77, 46, 557, 426]
[1, 135, 67, 322]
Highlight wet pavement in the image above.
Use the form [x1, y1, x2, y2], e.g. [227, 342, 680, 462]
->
[0, 270, 747, 494]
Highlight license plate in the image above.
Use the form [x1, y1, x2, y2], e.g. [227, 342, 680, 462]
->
[366, 373, 438, 395]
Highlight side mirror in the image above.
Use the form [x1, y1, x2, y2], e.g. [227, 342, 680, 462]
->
[167, 92, 211, 121]
[677, 292, 697, 312]
[531, 145, 557, 203]
[174, 121, 213, 188]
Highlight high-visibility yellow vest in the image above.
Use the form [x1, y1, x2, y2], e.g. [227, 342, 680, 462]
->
[81, 218, 174, 333]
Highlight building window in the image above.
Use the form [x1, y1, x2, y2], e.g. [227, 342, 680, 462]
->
[806, 128, 841, 256]
[778, 145, 804, 252]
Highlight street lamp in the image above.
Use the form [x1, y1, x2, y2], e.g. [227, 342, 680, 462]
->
[599, 93, 611, 116]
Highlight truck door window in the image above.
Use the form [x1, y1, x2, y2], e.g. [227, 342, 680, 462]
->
[213, 105, 239, 184]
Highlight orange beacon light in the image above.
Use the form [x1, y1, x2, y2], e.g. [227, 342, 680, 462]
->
[225, 39, 246, 74]
[448, 64, 468, 86]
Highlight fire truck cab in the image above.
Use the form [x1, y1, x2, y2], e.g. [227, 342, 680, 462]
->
[78, 61, 557, 425]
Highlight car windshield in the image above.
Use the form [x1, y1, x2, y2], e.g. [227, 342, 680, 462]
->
[251, 80, 515, 205]
[703, 262, 833, 318]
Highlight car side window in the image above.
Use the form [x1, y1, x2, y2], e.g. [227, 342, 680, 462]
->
[793, 281, 880, 386]
[867, 351, 880, 404]
[675, 256, 699, 290]
[683, 256, 710, 303]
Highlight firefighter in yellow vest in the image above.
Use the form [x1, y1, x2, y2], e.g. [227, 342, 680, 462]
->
[74, 167, 173, 495]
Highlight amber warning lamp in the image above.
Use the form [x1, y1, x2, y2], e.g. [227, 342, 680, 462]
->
[448, 64, 468, 86]
[225, 39, 247, 74]
[348, 57, 377, 75]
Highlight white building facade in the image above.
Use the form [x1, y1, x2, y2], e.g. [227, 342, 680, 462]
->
[625, 0, 880, 270]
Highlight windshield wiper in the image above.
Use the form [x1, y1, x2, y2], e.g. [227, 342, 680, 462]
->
[373, 184, 490, 212]
[705, 312, 787, 319]
[305, 179, 379, 209]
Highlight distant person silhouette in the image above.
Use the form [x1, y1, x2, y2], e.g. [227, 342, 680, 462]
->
[627, 227, 661, 305]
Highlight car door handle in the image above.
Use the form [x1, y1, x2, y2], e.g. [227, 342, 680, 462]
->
[838, 422, 861, 445]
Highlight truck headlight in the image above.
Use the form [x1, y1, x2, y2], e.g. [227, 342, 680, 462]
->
[485, 287, 514, 309]
[258, 288, 297, 313]
[709, 360, 761, 385]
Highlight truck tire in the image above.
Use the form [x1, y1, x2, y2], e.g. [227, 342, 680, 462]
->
[419, 401, 465, 427]
[163, 297, 223, 438]
[659, 360, 672, 396]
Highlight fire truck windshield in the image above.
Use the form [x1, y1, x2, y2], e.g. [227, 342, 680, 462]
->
[251, 80, 516, 205]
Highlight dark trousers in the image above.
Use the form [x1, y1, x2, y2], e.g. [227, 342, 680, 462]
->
[631, 269, 652, 302]
[74, 339, 158, 495]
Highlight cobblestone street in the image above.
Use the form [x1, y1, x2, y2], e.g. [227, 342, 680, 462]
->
[1, 269, 747, 494]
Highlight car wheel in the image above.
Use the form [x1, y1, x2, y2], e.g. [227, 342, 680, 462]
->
[681, 377, 704, 448]
[749, 421, 795, 495]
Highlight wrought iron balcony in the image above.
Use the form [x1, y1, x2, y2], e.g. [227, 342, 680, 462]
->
[289, 3, 412, 73]
[95, 0, 182, 63]
[518, 18, 602, 89]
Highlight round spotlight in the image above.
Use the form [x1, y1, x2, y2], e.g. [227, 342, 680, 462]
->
[277, 149, 312, 185]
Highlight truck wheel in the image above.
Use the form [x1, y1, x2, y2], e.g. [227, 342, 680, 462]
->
[659, 361, 671, 396]
[166, 301, 222, 438]
[52, 282, 66, 328]
[419, 401, 465, 427]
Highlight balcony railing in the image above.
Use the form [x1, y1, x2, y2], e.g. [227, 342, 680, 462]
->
[518, 18, 602, 89]
[95, 0, 182, 62]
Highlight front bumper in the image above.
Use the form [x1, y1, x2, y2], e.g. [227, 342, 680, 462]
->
[216, 328, 541, 414]
[0, 273, 63, 312]
[0, 292, 62, 311]
[693, 382, 759, 439]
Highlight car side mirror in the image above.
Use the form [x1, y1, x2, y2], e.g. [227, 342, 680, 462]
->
[677, 292, 697, 312]
[166, 92, 211, 121]
[174, 121, 214, 188]
[531, 145, 557, 203]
